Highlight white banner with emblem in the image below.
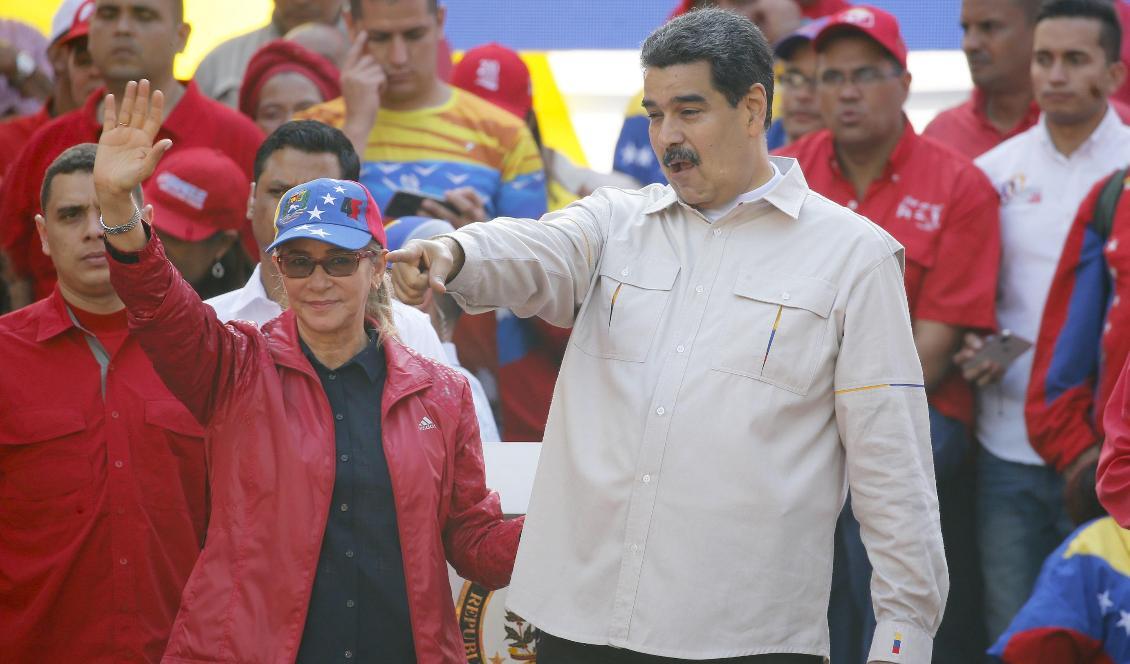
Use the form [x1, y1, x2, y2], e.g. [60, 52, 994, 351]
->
[449, 442, 542, 663]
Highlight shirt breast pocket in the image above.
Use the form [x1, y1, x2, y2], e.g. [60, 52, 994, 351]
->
[138, 399, 207, 512]
[573, 256, 680, 363]
[0, 408, 91, 528]
[712, 270, 836, 395]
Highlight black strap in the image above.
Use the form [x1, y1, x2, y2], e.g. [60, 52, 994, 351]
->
[65, 305, 111, 399]
[1091, 167, 1127, 241]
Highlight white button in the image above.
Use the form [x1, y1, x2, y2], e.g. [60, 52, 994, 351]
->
[621, 267, 630, 277]
[656, 406, 665, 416]
[676, 345, 685, 353]
[713, 229, 721, 236]
[340, 503, 349, 512]
[344, 651, 353, 659]
[346, 599, 355, 608]
[695, 285, 704, 294]
[781, 292, 791, 301]
[642, 474, 652, 483]
[630, 544, 639, 553]
[335, 413, 344, 421]
[891, 173, 901, 182]
[848, 200, 858, 210]
[346, 549, 354, 558]
[328, 373, 337, 380]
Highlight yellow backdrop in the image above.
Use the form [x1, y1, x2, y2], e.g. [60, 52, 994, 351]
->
[4, 1, 588, 165]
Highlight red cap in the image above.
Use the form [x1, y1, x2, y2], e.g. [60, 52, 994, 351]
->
[144, 148, 249, 242]
[239, 40, 341, 122]
[51, 0, 94, 47]
[814, 5, 908, 70]
[451, 43, 533, 119]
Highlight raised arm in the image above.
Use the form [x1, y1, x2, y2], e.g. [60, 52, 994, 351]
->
[95, 80, 261, 424]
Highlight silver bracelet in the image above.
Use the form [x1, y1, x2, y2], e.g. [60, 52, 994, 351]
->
[99, 207, 141, 235]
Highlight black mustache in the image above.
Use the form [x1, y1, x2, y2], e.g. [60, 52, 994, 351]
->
[663, 147, 701, 168]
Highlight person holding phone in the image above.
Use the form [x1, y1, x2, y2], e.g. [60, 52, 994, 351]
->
[93, 80, 522, 663]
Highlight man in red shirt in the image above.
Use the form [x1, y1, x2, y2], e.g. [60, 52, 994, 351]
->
[776, 6, 1001, 663]
[923, 0, 1042, 158]
[0, 143, 207, 662]
[0, 0, 263, 312]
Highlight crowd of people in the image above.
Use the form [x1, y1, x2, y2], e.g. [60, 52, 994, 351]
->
[3, 0, 1130, 662]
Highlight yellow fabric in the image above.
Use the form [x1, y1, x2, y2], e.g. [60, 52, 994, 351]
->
[1064, 517, 1130, 577]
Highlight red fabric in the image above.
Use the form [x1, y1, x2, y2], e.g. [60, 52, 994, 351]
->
[1099, 356, 1130, 526]
[776, 123, 1000, 425]
[922, 89, 1040, 159]
[498, 319, 569, 442]
[0, 290, 207, 663]
[238, 39, 341, 122]
[0, 82, 264, 302]
[107, 230, 523, 663]
[1112, 2, 1130, 107]
[814, 5, 907, 69]
[801, 0, 852, 18]
[451, 43, 533, 119]
[0, 105, 50, 184]
[1000, 626, 1116, 664]
[1026, 175, 1130, 470]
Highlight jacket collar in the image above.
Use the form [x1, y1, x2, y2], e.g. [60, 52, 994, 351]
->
[263, 309, 432, 406]
[641, 155, 809, 219]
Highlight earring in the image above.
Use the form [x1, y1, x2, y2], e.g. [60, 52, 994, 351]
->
[211, 260, 225, 279]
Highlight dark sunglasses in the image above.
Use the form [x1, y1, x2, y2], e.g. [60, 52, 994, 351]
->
[275, 250, 379, 278]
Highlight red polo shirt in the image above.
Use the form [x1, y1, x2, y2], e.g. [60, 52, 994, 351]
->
[0, 82, 263, 303]
[0, 288, 208, 662]
[923, 88, 1041, 159]
[0, 104, 50, 184]
[776, 123, 1001, 425]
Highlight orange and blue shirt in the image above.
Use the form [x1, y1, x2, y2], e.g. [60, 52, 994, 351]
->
[297, 88, 547, 220]
[990, 517, 1130, 663]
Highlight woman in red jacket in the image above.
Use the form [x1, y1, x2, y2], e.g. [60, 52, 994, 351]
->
[93, 80, 522, 663]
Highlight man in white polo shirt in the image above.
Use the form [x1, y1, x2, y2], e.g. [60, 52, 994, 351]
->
[206, 120, 446, 363]
[970, 0, 1130, 642]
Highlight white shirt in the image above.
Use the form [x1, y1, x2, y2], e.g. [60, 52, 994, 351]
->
[205, 264, 448, 365]
[975, 107, 1130, 466]
[700, 162, 783, 222]
[445, 157, 946, 662]
[442, 342, 500, 442]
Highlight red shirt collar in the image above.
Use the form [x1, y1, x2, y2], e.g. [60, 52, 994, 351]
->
[969, 87, 1041, 137]
[827, 117, 919, 182]
[35, 287, 80, 342]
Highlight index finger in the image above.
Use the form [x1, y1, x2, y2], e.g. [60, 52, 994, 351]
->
[386, 245, 422, 265]
[345, 31, 366, 68]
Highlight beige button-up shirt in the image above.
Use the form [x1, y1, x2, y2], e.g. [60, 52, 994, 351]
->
[445, 157, 947, 662]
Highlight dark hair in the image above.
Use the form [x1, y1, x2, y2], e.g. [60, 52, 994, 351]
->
[640, 7, 775, 129]
[1037, 0, 1122, 63]
[1011, 0, 1044, 22]
[40, 143, 96, 212]
[349, 0, 438, 18]
[253, 120, 361, 182]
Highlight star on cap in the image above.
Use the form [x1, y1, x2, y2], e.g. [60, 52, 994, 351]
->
[306, 228, 330, 238]
[333, 185, 347, 194]
[321, 193, 336, 205]
[307, 207, 324, 220]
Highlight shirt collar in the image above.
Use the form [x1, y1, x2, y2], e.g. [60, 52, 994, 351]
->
[970, 87, 1041, 136]
[300, 327, 386, 383]
[230, 264, 277, 315]
[1037, 103, 1121, 157]
[642, 154, 808, 219]
[35, 288, 78, 342]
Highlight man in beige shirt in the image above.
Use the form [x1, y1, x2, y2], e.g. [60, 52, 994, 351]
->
[390, 8, 946, 664]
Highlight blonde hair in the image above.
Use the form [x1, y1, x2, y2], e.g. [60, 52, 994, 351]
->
[273, 239, 398, 342]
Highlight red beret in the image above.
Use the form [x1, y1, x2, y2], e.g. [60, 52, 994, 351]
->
[239, 40, 342, 121]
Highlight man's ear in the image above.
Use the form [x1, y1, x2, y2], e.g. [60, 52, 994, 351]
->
[435, 4, 447, 31]
[1109, 60, 1127, 96]
[35, 214, 50, 257]
[745, 83, 768, 135]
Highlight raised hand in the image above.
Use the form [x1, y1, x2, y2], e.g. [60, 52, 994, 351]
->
[93, 79, 172, 198]
[386, 238, 464, 305]
[341, 32, 386, 157]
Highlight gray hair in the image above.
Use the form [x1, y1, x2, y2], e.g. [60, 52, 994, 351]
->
[640, 7, 775, 129]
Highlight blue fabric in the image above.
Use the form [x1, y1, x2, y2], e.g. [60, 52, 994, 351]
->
[978, 447, 1075, 642]
[766, 119, 788, 152]
[612, 114, 667, 186]
[297, 334, 415, 663]
[359, 159, 547, 221]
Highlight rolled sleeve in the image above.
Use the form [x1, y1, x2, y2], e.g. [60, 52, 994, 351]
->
[834, 252, 948, 664]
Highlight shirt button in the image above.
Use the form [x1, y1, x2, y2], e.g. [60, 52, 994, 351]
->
[620, 267, 630, 277]
[781, 292, 791, 301]
[630, 544, 639, 553]
[340, 454, 350, 462]
[713, 229, 721, 236]
[119, 557, 128, 565]
[656, 406, 665, 416]
[328, 373, 337, 380]
[695, 285, 704, 294]
[345, 651, 353, 659]
[340, 503, 349, 512]
[346, 599, 355, 608]
[114, 460, 124, 468]
[345, 549, 355, 558]
[848, 200, 859, 210]
[335, 413, 344, 421]
[676, 345, 685, 353]
[642, 474, 652, 483]
[891, 173, 901, 182]
[111, 411, 119, 419]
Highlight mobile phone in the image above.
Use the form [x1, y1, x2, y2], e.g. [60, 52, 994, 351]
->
[384, 189, 459, 219]
[962, 331, 1033, 370]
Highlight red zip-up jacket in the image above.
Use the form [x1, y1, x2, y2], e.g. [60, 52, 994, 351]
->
[1026, 171, 1130, 471]
[108, 230, 523, 663]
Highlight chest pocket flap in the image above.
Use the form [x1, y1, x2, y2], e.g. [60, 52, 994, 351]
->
[575, 254, 680, 363]
[145, 399, 206, 438]
[0, 409, 86, 445]
[598, 256, 681, 291]
[733, 270, 836, 318]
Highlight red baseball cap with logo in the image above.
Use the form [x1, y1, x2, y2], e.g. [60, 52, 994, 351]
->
[451, 43, 533, 119]
[144, 148, 250, 242]
[813, 5, 908, 69]
[50, 0, 94, 48]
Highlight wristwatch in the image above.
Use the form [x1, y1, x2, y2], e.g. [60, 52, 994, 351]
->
[14, 50, 35, 84]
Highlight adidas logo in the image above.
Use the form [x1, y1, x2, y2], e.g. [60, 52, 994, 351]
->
[418, 416, 437, 431]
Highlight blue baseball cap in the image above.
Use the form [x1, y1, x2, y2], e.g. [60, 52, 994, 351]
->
[774, 17, 829, 60]
[384, 216, 457, 252]
[266, 178, 387, 253]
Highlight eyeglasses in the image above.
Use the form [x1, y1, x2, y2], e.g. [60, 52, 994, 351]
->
[818, 66, 904, 88]
[778, 71, 817, 91]
[275, 250, 378, 278]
